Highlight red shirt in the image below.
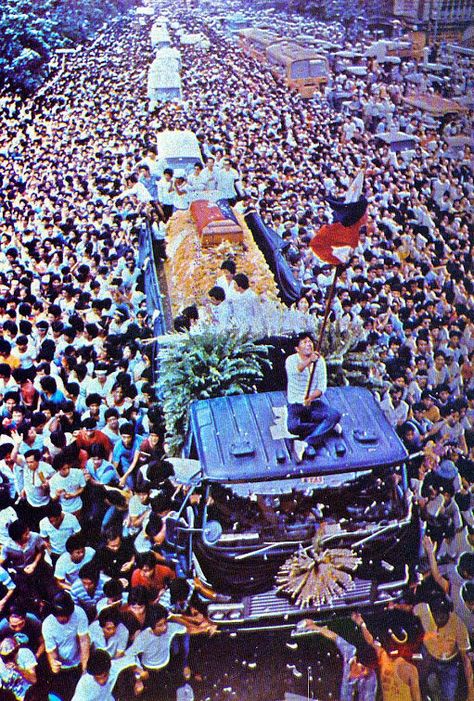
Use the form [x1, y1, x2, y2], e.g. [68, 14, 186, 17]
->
[131, 565, 176, 592]
[76, 429, 113, 457]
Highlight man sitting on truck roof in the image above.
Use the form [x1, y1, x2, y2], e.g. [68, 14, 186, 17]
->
[285, 332, 341, 459]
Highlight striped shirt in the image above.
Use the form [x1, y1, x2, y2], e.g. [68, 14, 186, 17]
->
[285, 353, 327, 404]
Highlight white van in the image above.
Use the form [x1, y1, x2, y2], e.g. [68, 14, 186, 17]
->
[156, 130, 203, 175]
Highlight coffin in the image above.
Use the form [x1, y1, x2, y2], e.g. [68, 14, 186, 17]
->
[190, 199, 243, 246]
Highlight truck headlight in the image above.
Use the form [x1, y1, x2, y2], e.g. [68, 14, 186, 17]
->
[208, 603, 245, 621]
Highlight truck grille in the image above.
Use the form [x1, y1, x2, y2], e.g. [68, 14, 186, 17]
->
[246, 579, 373, 619]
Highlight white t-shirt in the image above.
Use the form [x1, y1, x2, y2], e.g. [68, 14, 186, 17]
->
[54, 547, 95, 586]
[126, 622, 186, 669]
[71, 656, 136, 701]
[285, 353, 327, 404]
[17, 461, 55, 507]
[42, 606, 89, 668]
[40, 513, 81, 555]
[49, 469, 86, 513]
[0, 506, 17, 541]
[88, 620, 129, 657]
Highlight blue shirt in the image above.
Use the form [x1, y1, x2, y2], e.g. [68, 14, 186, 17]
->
[71, 575, 107, 611]
[112, 436, 143, 472]
[337, 636, 378, 701]
[85, 458, 119, 485]
[42, 606, 89, 668]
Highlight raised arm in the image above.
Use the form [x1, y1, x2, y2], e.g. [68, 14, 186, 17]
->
[422, 535, 449, 594]
[351, 612, 380, 653]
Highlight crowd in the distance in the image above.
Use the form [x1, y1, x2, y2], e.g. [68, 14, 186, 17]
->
[0, 0, 472, 699]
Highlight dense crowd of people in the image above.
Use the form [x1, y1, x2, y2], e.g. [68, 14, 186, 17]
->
[0, 0, 472, 699]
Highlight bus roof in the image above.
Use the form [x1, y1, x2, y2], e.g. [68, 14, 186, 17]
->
[156, 130, 202, 162]
[188, 387, 408, 483]
[239, 28, 283, 47]
[266, 42, 328, 64]
[402, 93, 467, 116]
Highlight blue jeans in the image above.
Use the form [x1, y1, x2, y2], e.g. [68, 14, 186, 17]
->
[420, 647, 460, 701]
[287, 399, 341, 446]
[172, 632, 190, 668]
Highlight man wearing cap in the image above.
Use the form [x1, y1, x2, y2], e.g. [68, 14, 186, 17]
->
[0, 637, 36, 701]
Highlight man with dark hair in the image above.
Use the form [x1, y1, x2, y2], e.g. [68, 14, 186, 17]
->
[88, 608, 129, 659]
[39, 501, 80, 564]
[414, 592, 473, 701]
[93, 527, 135, 581]
[206, 285, 231, 327]
[299, 619, 377, 701]
[42, 591, 89, 701]
[285, 332, 341, 460]
[70, 562, 108, 621]
[352, 612, 421, 701]
[15, 448, 55, 530]
[229, 273, 260, 331]
[71, 648, 141, 701]
[126, 603, 187, 684]
[157, 168, 175, 222]
[1, 519, 56, 604]
[54, 532, 95, 590]
[0, 603, 43, 659]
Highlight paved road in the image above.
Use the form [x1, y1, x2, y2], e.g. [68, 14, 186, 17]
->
[181, 627, 345, 701]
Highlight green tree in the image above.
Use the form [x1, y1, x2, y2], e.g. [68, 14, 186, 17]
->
[0, 0, 135, 95]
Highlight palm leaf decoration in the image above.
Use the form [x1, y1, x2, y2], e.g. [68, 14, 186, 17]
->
[157, 329, 271, 455]
[276, 527, 362, 609]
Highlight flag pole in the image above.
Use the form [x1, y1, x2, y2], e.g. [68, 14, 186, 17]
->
[304, 264, 341, 401]
[316, 264, 341, 353]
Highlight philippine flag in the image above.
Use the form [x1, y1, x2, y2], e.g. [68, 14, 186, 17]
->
[310, 173, 368, 266]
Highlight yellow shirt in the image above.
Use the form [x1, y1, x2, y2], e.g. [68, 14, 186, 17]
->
[379, 651, 412, 701]
[414, 602, 470, 660]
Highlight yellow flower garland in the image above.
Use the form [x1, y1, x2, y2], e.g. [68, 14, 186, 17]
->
[164, 208, 281, 316]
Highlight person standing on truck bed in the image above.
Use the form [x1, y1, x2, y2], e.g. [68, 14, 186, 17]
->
[285, 332, 341, 453]
[215, 158, 242, 206]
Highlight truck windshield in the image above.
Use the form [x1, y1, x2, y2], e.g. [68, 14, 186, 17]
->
[207, 466, 406, 543]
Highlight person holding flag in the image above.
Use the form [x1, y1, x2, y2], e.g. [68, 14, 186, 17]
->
[284, 174, 368, 462]
[285, 332, 341, 460]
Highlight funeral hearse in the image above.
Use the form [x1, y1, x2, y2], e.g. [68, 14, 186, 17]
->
[167, 387, 419, 632]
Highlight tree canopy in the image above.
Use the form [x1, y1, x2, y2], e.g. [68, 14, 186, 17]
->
[0, 0, 135, 94]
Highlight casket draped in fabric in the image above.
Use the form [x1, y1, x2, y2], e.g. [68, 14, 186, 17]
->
[190, 199, 243, 246]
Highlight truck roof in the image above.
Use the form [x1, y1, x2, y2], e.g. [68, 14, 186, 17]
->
[188, 387, 408, 483]
[156, 130, 202, 162]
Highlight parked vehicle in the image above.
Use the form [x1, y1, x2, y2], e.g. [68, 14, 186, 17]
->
[266, 42, 329, 97]
[168, 387, 419, 633]
[156, 130, 203, 175]
[238, 28, 283, 60]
